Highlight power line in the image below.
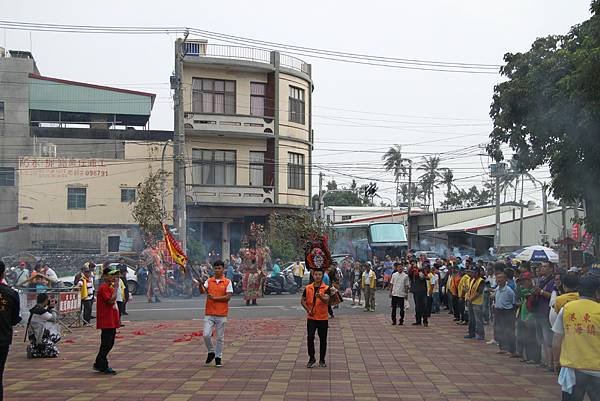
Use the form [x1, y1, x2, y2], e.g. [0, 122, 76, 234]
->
[0, 21, 500, 74]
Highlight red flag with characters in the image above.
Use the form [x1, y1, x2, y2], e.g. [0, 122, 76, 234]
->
[162, 223, 188, 270]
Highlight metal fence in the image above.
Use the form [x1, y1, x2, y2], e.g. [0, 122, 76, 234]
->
[19, 289, 82, 332]
[185, 43, 310, 75]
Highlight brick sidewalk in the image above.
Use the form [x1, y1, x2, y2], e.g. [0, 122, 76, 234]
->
[5, 312, 559, 401]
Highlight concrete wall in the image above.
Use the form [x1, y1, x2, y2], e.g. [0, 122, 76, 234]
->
[17, 142, 173, 225]
[0, 57, 35, 244]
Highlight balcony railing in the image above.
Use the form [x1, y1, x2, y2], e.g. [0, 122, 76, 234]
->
[184, 43, 310, 75]
[187, 185, 275, 205]
[183, 113, 274, 136]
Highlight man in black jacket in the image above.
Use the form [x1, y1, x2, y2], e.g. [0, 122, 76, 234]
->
[0, 260, 21, 400]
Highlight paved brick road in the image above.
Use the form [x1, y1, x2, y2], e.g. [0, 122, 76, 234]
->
[5, 312, 560, 401]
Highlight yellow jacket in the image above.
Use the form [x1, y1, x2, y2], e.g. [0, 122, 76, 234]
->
[458, 274, 471, 299]
[559, 299, 600, 371]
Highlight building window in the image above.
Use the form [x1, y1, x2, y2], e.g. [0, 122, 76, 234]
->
[192, 149, 236, 185]
[287, 152, 305, 190]
[289, 86, 305, 124]
[67, 187, 86, 210]
[0, 167, 14, 186]
[107, 236, 121, 252]
[249, 151, 266, 186]
[121, 188, 136, 203]
[250, 82, 266, 117]
[192, 78, 236, 114]
[0, 101, 4, 120]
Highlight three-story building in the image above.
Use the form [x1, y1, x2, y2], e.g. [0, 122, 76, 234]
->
[181, 40, 313, 258]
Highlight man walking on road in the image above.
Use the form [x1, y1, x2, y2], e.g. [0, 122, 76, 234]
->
[292, 259, 305, 289]
[93, 266, 120, 375]
[390, 262, 410, 325]
[0, 261, 20, 400]
[410, 262, 429, 327]
[200, 260, 232, 368]
[301, 268, 331, 368]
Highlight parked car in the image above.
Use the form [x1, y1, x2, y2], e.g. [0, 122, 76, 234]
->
[415, 251, 440, 265]
[282, 262, 309, 285]
[58, 264, 139, 294]
[109, 263, 139, 295]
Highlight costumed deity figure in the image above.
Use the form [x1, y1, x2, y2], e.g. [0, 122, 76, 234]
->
[305, 234, 341, 307]
[140, 240, 164, 303]
[240, 222, 269, 306]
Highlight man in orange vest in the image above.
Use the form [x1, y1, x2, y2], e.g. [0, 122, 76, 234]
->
[301, 268, 331, 368]
[199, 260, 232, 368]
[552, 275, 600, 400]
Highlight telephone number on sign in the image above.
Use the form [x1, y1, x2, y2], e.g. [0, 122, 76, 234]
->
[84, 170, 109, 177]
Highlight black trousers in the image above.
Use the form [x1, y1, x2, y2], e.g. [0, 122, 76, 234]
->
[81, 299, 93, 324]
[117, 301, 125, 318]
[294, 276, 303, 288]
[95, 328, 116, 370]
[413, 292, 428, 324]
[0, 344, 9, 401]
[458, 298, 468, 322]
[452, 295, 460, 319]
[494, 308, 516, 353]
[307, 319, 328, 362]
[562, 370, 600, 401]
[391, 296, 405, 324]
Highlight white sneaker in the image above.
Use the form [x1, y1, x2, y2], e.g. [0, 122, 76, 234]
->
[486, 339, 498, 345]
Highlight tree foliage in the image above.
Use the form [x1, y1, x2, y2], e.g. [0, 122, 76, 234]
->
[440, 186, 494, 209]
[487, 1, 600, 233]
[267, 211, 333, 262]
[131, 170, 168, 238]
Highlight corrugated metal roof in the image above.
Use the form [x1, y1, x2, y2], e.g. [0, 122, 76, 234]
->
[29, 74, 154, 116]
[426, 207, 565, 233]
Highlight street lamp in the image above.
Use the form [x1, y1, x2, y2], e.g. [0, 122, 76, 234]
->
[375, 194, 394, 223]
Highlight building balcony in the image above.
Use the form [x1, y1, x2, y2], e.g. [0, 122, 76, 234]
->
[183, 42, 311, 77]
[187, 185, 274, 206]
[183, 112, 274, 138]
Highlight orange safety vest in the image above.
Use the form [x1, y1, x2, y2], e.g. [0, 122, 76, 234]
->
[305, 283, 330, 321]
[205, 277, 231, 317]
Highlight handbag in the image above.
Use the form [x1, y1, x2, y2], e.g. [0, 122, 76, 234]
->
[329, 286, 343, 306]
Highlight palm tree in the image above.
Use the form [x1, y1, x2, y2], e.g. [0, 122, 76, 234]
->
[382, 145, 410, 205]
[440, 168, 455, 195]
[418, 156, 443, 227]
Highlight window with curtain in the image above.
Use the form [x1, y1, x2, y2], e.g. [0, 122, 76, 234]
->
[192, 149, 236, 185]
[287, 152, 305, 190]
[192, 78, 236, 114]
[250, 82, 266, 117]
[249, 151, 266, 186]
[289, 86, 305, 124]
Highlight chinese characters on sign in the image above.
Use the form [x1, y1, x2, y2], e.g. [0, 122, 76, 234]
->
[18, 157, 110, 180]
[565, 312, 596, 336]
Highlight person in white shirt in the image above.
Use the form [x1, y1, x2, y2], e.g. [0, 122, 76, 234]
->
[15, 262, 30, 287]
[430, 266, 441, 313]
[389, 262, 410, 325]
[42, 264, 58, 286]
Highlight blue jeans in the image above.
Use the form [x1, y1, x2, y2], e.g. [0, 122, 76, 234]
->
[468, 303, 485, 338]
[204, 316, 226, 358]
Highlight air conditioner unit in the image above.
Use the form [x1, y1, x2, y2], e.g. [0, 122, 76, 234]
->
[39, 143, 57, 157]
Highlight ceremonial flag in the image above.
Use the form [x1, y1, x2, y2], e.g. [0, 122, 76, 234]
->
[162, 223, 188, 270]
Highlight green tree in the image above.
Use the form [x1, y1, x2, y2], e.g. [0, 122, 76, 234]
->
[440, 168, 455, 195]
[319, 179, 365, 207]
[417, 156, 442, 208]
[131, 170, 168, 239]
[382, 144, 411, 205]
[267, 211, 333, 262]
[487, 1, 600, 233]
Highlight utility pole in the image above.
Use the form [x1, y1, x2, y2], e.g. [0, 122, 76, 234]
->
[490, 162, 506, 251]
[173, 34, 188, 253]
[406, 161, 413, 250]
[519, 174, 524, 247]
[318, 171, 324, 221]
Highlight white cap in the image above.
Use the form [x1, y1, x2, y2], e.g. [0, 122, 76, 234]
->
[568, 266, 580, 273]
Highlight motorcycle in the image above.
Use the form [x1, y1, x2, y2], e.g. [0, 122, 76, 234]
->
[231, 271, 243, 295]
[263, 270, 298, 295]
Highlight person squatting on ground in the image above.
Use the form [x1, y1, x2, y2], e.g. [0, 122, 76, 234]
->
[26, 293, 61, 359]
[301, 268, 331, 368]
[199, 260, 233, 368]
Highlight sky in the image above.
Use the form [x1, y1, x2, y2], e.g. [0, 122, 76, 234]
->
[1, 0, 593, 207]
